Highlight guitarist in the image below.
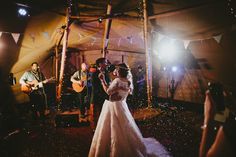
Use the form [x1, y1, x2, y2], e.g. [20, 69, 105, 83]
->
[19, 62, 48, 125]
[71, 63, 92, 119]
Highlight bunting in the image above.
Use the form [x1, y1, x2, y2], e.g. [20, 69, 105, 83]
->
[105, 39, 109, 47]
[213, 34, 222, 43]
[154, 32, 225, 49]
[183, 40, 191, 49]
[12, 33, 20, 43]
[138, 31, 144, 40]
[1, 23, 235, 48]
[91, 37, 96, 46]
[0, 32, 21, 44]
[118, 38, 121, 47]
[78, 33, 83, 39]
[127, 36, 133, 44]
[42, 32, 50, 40]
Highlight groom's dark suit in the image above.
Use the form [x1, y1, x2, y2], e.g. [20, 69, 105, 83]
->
[90, 69, 111, 108]
[90, 68, 111, 130]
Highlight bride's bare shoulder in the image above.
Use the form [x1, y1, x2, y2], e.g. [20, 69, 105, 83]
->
[118, 77, 129, 82]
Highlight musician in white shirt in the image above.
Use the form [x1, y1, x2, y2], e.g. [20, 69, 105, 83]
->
[19, 62, 48, 125]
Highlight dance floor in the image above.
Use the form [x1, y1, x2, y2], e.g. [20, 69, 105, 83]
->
[1, 103, 203, 157]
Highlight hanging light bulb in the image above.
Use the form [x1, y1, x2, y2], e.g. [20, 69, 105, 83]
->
[18, 8, 28, 16]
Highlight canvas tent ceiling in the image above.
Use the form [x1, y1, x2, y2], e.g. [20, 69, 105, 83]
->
[0, 0, 236, 104]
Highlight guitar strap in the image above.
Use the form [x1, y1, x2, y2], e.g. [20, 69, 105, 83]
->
[30, 70, 45, 93]
[31, 70, 40, 82]
[79, 70, 81, 80]
[80, 70, 90, 99]
[86, 70, 89, 95]
[85, 70, 90, 104]
[80, 70, 88, 86]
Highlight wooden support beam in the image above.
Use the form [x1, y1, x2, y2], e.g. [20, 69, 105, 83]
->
[102, 2, 112, 58]
[54, 46, 58, 82]
[70, 14, 139, 20]
[56, 7, 70, 103]
[143, 0, 153, 107]
[54, 31, 64, 83]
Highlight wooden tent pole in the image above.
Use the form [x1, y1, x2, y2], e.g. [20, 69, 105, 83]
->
[55, 30, 65, 82]
[57, 7, 70, 102]
[102, 2, 112, 58]
[55, 47, 58, 82]
[53, 28, 65, 105]
[143, 0, 153, 107]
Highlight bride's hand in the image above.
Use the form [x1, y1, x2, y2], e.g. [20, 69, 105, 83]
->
[98, 72, 105, 80]
[204, 91, 216, 124]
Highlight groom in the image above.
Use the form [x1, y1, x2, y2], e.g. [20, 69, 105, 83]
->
[90, 58, 111, 129]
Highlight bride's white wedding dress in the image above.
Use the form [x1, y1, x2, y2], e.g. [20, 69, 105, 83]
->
[89, 78, 171, 157]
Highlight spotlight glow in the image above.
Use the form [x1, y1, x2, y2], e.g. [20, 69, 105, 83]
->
[155, 38, 180, 64]
[172, 66, 178, 72]
[158, 43, 177, 63]
[163, 66, 167, 71]
[18, 8, 27, 16]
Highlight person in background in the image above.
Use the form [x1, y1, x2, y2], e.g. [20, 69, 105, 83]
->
[71, 63, 92, 119]
[136, 65, 146, 105]
[199, 90, 236, 157]
[19, 62, 48, 125]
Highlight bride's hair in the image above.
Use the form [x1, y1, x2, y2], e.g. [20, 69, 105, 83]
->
[116, 63, 129, 78]
[115, 63, 134, 94]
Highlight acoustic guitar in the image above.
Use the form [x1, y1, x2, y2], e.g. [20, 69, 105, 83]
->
[21, 77, 55, 94]
[72, 82, 85, 93]
[72, 72, 88, 93]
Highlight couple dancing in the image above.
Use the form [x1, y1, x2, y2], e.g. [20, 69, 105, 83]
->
[89, 58, 171, 157]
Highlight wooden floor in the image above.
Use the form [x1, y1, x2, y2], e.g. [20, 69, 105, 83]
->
[1, 103, 203, 157]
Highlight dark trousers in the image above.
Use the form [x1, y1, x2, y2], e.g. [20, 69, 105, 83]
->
[136, 83, 147, 106]
[76, 88, 89, 115]
[90, 97, 106, 131]
[29, 89, 47, 123]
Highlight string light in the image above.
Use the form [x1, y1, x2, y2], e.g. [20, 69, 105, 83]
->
[18, 8, 27, 16]
[137, 0, 144, 20]
[68, 0, 72, 17]
[227, 0, 236, 19]
[15, 3, 30, 17]
[98, 17, 103, 23]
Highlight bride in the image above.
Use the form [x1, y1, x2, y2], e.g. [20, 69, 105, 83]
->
[89, 63, 171, 157]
